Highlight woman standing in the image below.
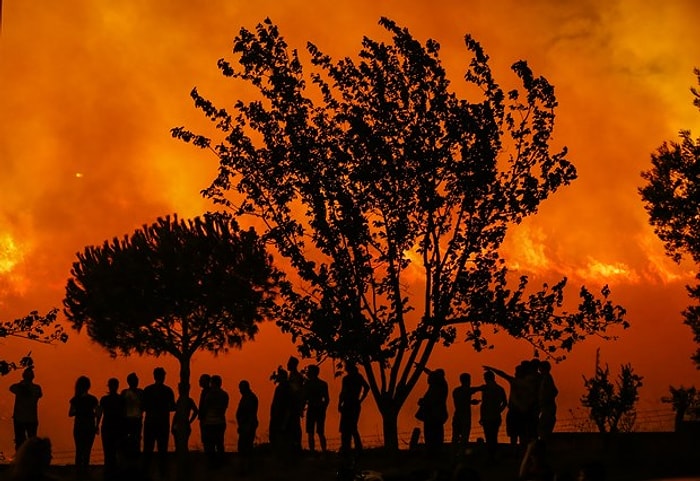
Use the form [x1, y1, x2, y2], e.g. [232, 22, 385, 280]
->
[418, 368, 449, 454]
[69, 376, 98, 478]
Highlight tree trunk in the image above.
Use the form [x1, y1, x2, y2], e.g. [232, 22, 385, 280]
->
[380, 403, 400, 451]
[178, 354, 192, 390]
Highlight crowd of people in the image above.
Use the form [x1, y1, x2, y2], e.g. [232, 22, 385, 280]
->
[5, 356, 374, 479]
[5, 357, 559, 480]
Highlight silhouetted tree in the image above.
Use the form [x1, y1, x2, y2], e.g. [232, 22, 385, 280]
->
[64, 214, 281, 387]
[0, 309, 66, 375]
[173, 18, 628, 448]
[581, 350, 643, 433]
[662, 385, 700, 431]
[640, 68, 700, 367]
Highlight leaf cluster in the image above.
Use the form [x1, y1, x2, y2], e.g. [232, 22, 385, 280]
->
[640, 68, 700, 367]
[0, 308, 66, 375]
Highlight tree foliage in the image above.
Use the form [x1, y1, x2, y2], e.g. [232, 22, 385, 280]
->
[64, 214, 281, 386]
[173, 18, 628, 447]
[0, 308, 66, 375]
[581, 352, 643, 433]
[662, 385, 700, 431]
[640, 68, 700, 367]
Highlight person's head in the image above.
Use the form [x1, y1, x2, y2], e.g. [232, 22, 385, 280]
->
[239, 380, 251, 394]
[287, 356, 299, 371]
[107, 377, 119, 394]
[178, 383, 190, 396]
[540, 360, 551, 374]
[459, 373, 471, 386]
[75, 376, 91, 396]
[307, 364, 320, 379]
[276, 368, 288, 382]
[153, 367, 166, 383]
[345, 362, 358, 374]
[211, 374, 223, 389]
[126, 372, 139, 388]
[21, 367, 35, 382]
[11, 436, 52, 479]
[484, 371, 495, 383]
[199, 373, 211, 389]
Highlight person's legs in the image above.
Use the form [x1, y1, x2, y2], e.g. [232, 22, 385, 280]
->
[317, 411, 327, 453]
[13, 420, 27, 450]
[102, 429, 118, 478]
[483, 419, 500, 460]
[141, 422, 156, 474]
[155, 424, 170, 477]
[25, 422, 38, 439]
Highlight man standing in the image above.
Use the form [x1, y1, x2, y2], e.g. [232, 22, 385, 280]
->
[286, 356, 304, 454]
[236, 380, 258, 473]
[121, 372, 143, 458]
[303, 364, 329, 453]
[201, 374, 229, 468]
[338, 362, 369, 453]
[197, 373, 211, 451]
[451, 372, 480, 448]
[142, 367, 176, 477]
[479, 369, 508, 460]
[9, 367, 42, 450]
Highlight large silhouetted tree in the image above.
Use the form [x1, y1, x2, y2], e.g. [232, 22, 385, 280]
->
[173, 18, 628, 448]
[64, 214, 281, 387]
[640, 68, 700, 367]
[0, 309, 66, 375]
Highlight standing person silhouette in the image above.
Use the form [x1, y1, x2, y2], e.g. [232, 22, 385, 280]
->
[287, 356, 304, 454]
[484, 362, 536, 446]
[479, 370, 508, 461]
[9, 367, 43, 451]
[197, 374, 211, 451]
[120, 372, 143, 467]
[201, 374, 229, 468]
[269, 368, 293, 459]
[236, 380, 258, 474]
[142, 367, 175, 478]
[69, 375, 98, 479]
[338, 362, 369, 453]
[451, 373, 480, 448]
[96, 378, 125, 481]
[171, 382, 198, 453]
[303, 364, 329, 454]
[537, 361, 558, 442]
[171, 382, 198, 481]
[418, 368, 449, 454]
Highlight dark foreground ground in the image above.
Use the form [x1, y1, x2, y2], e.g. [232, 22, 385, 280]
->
[1, 432, 699, 481]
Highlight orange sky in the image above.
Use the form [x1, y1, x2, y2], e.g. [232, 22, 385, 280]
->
[1, 0, 700, 460]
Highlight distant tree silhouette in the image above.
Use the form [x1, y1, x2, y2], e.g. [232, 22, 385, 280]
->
[0, 309, 66, 375]
[581, 350, 643, 433]
[640, 68, 700, 368]
[64, 214, 280, 387]
[661, 385, 700, 431]
[173, 18, 628, 448]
